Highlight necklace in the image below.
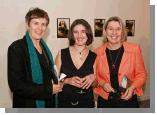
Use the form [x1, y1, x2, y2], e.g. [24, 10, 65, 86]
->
[73, 46, 87, 60]
[108, 47, 121, 70]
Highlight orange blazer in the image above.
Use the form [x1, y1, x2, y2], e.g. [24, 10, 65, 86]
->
[94, 42, 147, 100]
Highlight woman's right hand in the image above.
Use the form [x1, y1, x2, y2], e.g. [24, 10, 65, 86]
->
[52, 84, 63, 94]
[63, 76, 83, 88]
[102, 83, 115, 93]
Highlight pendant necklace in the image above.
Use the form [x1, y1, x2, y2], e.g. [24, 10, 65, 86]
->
[73, 46, 87, 60]
[108, 47, 121, 70]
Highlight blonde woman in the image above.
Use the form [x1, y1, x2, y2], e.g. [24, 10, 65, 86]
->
[94, 16, 147, 108]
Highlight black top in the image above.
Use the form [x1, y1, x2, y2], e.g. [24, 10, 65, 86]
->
[36, 48, 58, 107]
[60, 48, 96, 78]
[36, 49, 47, 74]
[106, 45, 124, 92]
[58, 48, 96, 107]
[35, 48, 51, 85]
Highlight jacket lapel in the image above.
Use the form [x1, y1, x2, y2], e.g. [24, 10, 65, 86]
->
[101, 44, 110, 80]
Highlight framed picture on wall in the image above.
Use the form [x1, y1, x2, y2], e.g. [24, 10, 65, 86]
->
[94, 19, 105, 37]
[125, 20, 135, 36]
[57, 18, 70, 38]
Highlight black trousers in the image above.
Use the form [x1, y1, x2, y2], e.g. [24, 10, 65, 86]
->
[97, 95, 139, 108]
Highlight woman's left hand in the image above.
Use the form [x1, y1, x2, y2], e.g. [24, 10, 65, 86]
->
[121, 86, 135, 100]
[81, 74, 96, 89]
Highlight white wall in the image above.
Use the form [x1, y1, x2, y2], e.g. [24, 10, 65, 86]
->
[0, 0, 150, 107]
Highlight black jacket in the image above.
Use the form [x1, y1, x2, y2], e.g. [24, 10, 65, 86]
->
[7, 37, 55, 108]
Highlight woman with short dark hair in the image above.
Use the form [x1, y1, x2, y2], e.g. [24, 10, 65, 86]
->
[8, 7, 62, 108]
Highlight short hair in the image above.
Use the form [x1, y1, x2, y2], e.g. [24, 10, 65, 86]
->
[104, 16, 127, 42]
[68, 19, 93, 46]
[25, 7, 49, 26]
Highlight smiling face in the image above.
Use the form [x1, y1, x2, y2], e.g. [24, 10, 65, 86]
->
[105, 21, 122, 45]
[73, 24, 88, 46]
[26, 18, 47, 41]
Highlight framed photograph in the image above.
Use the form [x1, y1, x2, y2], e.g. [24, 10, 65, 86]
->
[57, 18, 70, 38]
[125, 20, 135, 36]
[94, 19, 105, 37]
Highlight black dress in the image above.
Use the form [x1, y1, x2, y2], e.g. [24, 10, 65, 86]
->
[58, 48, 96, 108]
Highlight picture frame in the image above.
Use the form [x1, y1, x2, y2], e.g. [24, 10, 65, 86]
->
[57, 18, 70, 38]
[125, 20, 135, 36]
[94, 19, 105, 37]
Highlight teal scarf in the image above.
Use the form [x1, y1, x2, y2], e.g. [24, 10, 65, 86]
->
[25, 32, 55, 108]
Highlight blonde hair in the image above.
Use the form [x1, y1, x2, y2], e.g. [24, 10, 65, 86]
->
[103, 16, 127, 43]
